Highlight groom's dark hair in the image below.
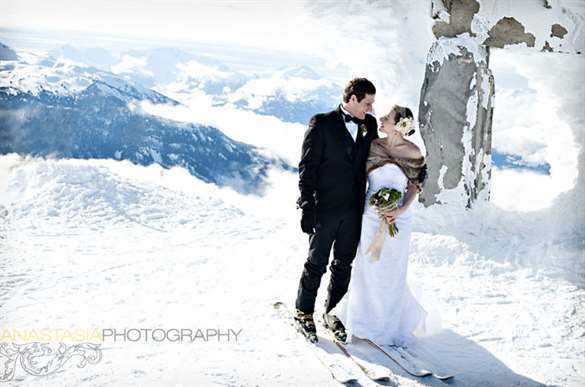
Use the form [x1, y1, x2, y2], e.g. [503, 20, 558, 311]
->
[342, 78, 376, 103]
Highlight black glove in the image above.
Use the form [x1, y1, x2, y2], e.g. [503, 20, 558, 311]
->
[300, 208, 317, 234]
[297, 199, 317, 234]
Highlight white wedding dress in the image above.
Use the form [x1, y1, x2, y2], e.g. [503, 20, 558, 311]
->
[334, 163, 431, 347]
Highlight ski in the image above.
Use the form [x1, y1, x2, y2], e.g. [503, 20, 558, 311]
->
[330, 336, 391, 382]
[361, 338, 432, 377]
[393, 345, 454, 380]
[310, 336, 360, 384]
[362, 338, 454, 380]
[273, 302, 360, 384]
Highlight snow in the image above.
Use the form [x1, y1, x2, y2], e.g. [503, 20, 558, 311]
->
[475, 0, 585, 53]
[0, 155, 583, 386]
[477, 150, 491, 202]
[0, 54, 93, 96]
[0, 51, 168, 107]
[480, 75, 490, 110]
[429, 0, 585, 67]
[428, 34, 489, 68]
[462, 77, 478, 199]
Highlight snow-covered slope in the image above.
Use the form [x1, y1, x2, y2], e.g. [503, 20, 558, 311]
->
[0, 156, 582, 386]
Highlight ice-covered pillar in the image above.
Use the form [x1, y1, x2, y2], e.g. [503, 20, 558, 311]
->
[418, 40, 494, 208]
[419, 0, 582, 208]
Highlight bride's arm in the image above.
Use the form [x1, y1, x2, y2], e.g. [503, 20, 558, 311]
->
[401, 180, 419, 210]
[383, 180, 418, 225]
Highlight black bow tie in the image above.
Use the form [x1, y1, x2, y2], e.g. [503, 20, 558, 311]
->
[342, 111, 364, 125]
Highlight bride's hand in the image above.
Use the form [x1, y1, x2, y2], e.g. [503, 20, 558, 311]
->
[381, 207, 404, 224]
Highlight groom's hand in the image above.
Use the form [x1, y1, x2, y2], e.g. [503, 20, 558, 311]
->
[300, 208, 317, 234]
[298, 200, 317, 234]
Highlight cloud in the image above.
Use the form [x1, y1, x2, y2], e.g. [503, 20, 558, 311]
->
[226, 72, 335, 109]
[137, 90, 304, 165]
[490, 167, 562, 212]
[110, 54, 152, 76]
[177, 60, 230, 79]
[490, 50, 581, 209]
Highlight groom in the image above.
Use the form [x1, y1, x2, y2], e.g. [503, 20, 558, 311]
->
[294, 78, 378, 343]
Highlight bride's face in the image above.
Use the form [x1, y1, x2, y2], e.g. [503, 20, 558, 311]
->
[379, 110, 398, 136]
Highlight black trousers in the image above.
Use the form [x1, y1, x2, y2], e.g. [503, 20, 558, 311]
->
[295, 209, 362, 314]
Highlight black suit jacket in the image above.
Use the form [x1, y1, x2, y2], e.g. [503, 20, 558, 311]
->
[297, 106, 379, 215]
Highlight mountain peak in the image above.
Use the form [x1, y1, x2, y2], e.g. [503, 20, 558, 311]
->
[280, 65, 320, 79]
[0, 42, 18, 60]
[81, 78, 179, 106]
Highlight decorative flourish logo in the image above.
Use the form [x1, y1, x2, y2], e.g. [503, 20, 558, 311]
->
[0, 342, 102, 382]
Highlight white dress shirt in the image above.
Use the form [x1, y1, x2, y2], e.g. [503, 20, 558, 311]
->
[340, 105, 358, 142]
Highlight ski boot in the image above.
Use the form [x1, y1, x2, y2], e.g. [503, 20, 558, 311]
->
[323, 313, 347, 343]
[294, 309, 318, 343]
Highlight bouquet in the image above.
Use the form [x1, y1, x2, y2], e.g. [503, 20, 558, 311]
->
[368, 187, 403, 236]
[366, 187, 403, 261]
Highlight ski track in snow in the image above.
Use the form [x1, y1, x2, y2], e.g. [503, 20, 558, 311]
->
[0, 157, 583, 387]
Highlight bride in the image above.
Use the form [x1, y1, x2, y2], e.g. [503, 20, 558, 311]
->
[333, 105, 431, 347]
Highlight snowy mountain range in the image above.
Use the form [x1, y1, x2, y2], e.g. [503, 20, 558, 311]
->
[26, 42, 552, 173]
[227, 66, 340, 124]
[38, 44, 341, 125]
[0, 44, 292, 194]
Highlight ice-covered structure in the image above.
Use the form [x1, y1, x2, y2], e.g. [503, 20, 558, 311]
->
[419, 0, 584, 207]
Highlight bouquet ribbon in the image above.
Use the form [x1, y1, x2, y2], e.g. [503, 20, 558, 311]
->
[366, 204, 396, 262]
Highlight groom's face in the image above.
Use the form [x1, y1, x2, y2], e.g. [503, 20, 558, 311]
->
[349, 93, 375, 120]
